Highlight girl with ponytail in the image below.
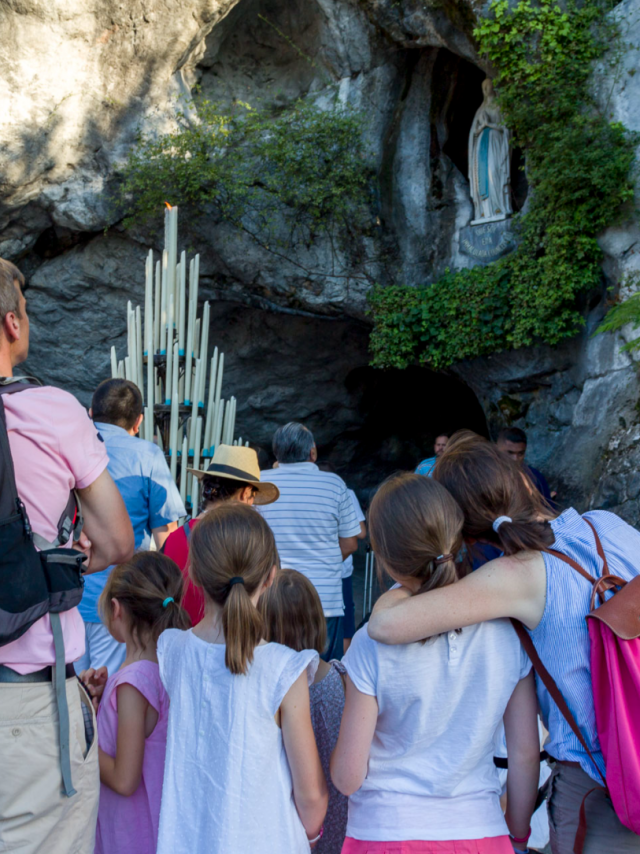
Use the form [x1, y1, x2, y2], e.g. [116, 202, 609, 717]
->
[82, 551, 191, 854]
[331, 473, 539, 854]
[156, 502, 328, 854]
[368, 432, 640, 854]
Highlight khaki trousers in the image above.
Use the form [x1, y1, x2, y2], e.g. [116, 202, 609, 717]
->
[548, 762, 640, 854]
[0, 677, 99, 853]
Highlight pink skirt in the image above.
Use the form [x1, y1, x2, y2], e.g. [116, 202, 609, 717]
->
[341, 836, 513, 854]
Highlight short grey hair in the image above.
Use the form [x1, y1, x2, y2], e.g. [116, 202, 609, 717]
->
[0, 259, 23, 322]
[272, 422, 315, 464]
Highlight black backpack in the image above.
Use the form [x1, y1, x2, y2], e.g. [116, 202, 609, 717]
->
[0, 377, 87, 646]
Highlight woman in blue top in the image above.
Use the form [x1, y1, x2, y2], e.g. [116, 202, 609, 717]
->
[368, 430, 640, 854]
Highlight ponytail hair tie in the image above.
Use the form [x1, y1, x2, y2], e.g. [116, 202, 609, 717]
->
[434, 554, 454, 566]
[162, 597, 174, 608]
[492, 515, 513, 533]
[228, 577, 245, 588]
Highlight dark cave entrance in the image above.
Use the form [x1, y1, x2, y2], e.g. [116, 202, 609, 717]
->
[321, 364, 489, 502]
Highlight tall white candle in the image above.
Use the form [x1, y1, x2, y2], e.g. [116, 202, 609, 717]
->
[204, 347, 218, 455]
[165, 327, 173, 406]
[213, 398, 224, 449]
[198, 302, 210, 406]
[178, 252, 186, 356]
[215, 352, 224, 408]
[136, 306, 143, 399]
[144, 250, 153, 356]
[156, 426, 164, 453]
[118, 360, 125, 380]
[154, 261, 161, 354]
[184, 296, 195, 404]
[179, 433, 188, 506]
[110, 346, 118, 379]
[190, 416, 203, 512]
[189, 359, 201, 452]
[169, 390, 179, 481]
[194, 318, 201, 368]
[146, 345, 154, 439]
[160, 251, 168, 355]
[228, 396, 237, 445]
[171, 341, 179, 402]
[167, 207, 178, 318]
[124, 355, 132, 382]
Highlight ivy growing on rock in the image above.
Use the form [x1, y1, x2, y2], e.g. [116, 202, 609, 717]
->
[370, 0, 637, 370]
[117, 98, 371, 261]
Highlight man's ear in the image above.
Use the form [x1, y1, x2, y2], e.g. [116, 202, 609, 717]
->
[132, 412, 144, 435]
[2, 311, 20, 344]
[309, 444, 318, 463]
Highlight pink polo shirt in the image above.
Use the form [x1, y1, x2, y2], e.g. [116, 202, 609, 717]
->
[0, 384, 108, 673]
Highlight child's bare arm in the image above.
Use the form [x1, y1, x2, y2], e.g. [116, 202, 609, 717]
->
[99, 684, 149, 797]
[280, 671, 328, 841]
[330, 674, 378, 796]
[503, 671, 540, 842]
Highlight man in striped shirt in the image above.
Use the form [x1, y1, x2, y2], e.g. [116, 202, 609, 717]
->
[257, 422, 361, 660]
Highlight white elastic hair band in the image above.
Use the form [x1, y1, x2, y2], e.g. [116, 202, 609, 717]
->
[492, 515, 512, 533]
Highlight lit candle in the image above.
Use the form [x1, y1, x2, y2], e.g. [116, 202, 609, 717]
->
[110, 346, 118, 379]
[178, 251, 186, 356]
[169, 390, 179, 481]
[154, 261, 161, 354]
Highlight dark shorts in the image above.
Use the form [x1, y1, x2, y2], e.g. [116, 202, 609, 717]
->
[323, 617, 344, 662]
[342, 576, 355, 640]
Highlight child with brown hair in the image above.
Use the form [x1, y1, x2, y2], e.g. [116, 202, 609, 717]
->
[261, 569, 348, 854]
[331, 473, 540, 854]
[156, 503, 328, 854]
[83, 551, 191, 854]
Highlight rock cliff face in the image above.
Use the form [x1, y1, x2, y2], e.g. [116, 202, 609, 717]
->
[1, 0, 639, 514]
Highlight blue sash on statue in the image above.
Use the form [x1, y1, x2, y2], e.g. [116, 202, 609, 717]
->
[478, 127, 491, 200]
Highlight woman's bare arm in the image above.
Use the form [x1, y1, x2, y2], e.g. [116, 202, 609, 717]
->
[330, 674, 378, 796]
[503, 671, 540, 841]
[368, 551, 546, 645]
[280, 671, 328, 840]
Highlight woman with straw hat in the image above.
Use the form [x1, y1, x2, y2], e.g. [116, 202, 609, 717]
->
[162, 445, 279, 625]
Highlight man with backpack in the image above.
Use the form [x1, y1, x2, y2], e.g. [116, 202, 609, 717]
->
[0, 259, 134, 853]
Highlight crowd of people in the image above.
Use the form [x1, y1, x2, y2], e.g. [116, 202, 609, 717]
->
[1, 254, 640, 854]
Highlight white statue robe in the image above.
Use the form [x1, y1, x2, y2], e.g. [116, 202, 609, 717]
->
[469, 101, 512, 224]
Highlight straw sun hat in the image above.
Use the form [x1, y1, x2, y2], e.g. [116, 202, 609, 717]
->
[188, 444, 279, 506]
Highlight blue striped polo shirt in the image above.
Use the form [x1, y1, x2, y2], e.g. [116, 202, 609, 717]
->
[257, 463, 362, 617]
[532, 508, 640, 781]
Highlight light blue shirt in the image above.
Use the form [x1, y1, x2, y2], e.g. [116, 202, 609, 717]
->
[79, 422, 186, 623]
[415, 456, 437, 476]
[532, 508, 640, 781]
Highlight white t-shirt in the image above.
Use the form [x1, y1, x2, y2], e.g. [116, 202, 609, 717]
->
[257, 463, 362, 616]
[157, 629, 319, 854]
[343, 620, 531, 841]
[342, 489, 366, 579]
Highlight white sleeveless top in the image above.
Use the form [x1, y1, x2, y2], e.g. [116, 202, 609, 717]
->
[345, 619, 531, 841]
[157, 629, 318, 854]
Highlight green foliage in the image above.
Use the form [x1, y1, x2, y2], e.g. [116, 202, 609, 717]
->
[595, 278, 640, 352]
[370, 0, 637, 370]
[117, 98, 370, 253]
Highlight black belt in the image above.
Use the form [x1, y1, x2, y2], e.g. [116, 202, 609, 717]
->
[0, 663, 76, 683]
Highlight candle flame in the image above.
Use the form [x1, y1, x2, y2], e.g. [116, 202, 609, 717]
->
[164, 201, 172, 210]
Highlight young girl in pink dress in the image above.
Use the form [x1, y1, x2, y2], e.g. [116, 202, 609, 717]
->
[83, 552, 190, 854]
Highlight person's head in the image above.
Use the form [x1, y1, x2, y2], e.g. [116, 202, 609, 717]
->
[100, 551, 191, 648]
[190, 444, 280, 512]
[496, 426, 528, 465]
[259, 569, 326, 655]
[91, 378, 143, 435]
[0, 259, 29, 369]
[189, 502, 279, 674]
[368, 473, 464, 594]
[435, 429, 555, 555]
[434, 434, 449, 457]
[272, 422, 317, 464]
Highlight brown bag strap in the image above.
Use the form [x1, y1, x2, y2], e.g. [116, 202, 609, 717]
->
[510, 619, 607, 790]
[584, 518, 610, 575]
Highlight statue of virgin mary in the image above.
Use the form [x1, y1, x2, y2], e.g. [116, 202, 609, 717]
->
[469, 78, 512, 225]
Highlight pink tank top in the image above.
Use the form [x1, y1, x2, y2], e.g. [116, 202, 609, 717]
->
[95, 660, 169, 854]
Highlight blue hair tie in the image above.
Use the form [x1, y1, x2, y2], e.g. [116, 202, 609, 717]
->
[162, 597, 174, 608]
